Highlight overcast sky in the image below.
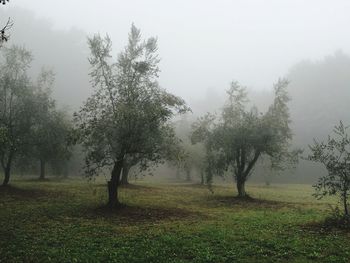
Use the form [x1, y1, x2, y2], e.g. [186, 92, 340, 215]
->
[5, 0, 350, 101]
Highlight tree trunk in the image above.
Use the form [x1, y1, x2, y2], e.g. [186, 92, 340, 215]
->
[120, 163, 130, 186]
[234, 150, 260, 198]
[343, 192, 349, 216]
[200, 170, 205, 185]
[107, 158, 124, 208]
[176, 168, 181, 179]
[237, 178, 247, 198]
[39, 159, 46, 180]
[62, 162, 69, 178]
[2, 154, 13, 186]
[186, 169, 191, 182]
[2, 166, 10, 186]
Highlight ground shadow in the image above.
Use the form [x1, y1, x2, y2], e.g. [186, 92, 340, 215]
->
[172, 183, 209, 189]
[206, 195, 293, 210]
[0, 185, 64, 200]
[17, 177, 71, 183]
[87, 204, 207, 224]
[303, 215, 350, 233]
[94, 183, 159, 192]
[119, 183, 160, 191]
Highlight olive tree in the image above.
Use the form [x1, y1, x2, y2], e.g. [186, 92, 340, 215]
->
[308, 121, 350, 216]
[171, 138, 206, 183]
[171, 116, 207, 183]
[30, 70, 72, 179]
[192, 79, 298, 197]
[0, 46, 35, 186]
[75, 25, 188, 208]
[164, 130, 188, 180]
[191, 113, 225, 186]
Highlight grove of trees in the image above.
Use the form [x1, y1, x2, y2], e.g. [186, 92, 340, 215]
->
[0, 46, 71, 185]
[0, 18, 349, 222]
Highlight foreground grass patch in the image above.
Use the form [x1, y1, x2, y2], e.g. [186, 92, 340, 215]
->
[0, 179, 349, 262]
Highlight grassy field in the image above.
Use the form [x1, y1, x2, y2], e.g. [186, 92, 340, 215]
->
[0, 177, 349, 263]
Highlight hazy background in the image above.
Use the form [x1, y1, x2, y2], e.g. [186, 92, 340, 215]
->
[1, 0, 350, 183]
[3, 0, 350, 103]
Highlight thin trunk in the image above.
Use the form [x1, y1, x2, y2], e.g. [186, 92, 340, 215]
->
[39, 159, 46, 180]
[120, 163, 130, 185]
[343, 192, 349, 216]
[200, 170, 204, 185]
[107, 158, 123, 208]
[2, 166, 10, 186]
[176, 168, 181, 179]
[2, 154, 12, 186]
[186, 169, 191, 181]
[62, 162, 69, 178]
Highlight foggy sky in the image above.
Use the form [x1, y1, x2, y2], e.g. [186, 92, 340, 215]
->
[5, 0, 350, 103]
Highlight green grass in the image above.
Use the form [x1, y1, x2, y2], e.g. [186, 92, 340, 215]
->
[0, 177, 349, 263]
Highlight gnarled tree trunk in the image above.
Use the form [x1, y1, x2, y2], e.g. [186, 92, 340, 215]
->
[107, 158, 124, 208]
[234, 149, 260, 198]
[237, 178, 247, 198]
